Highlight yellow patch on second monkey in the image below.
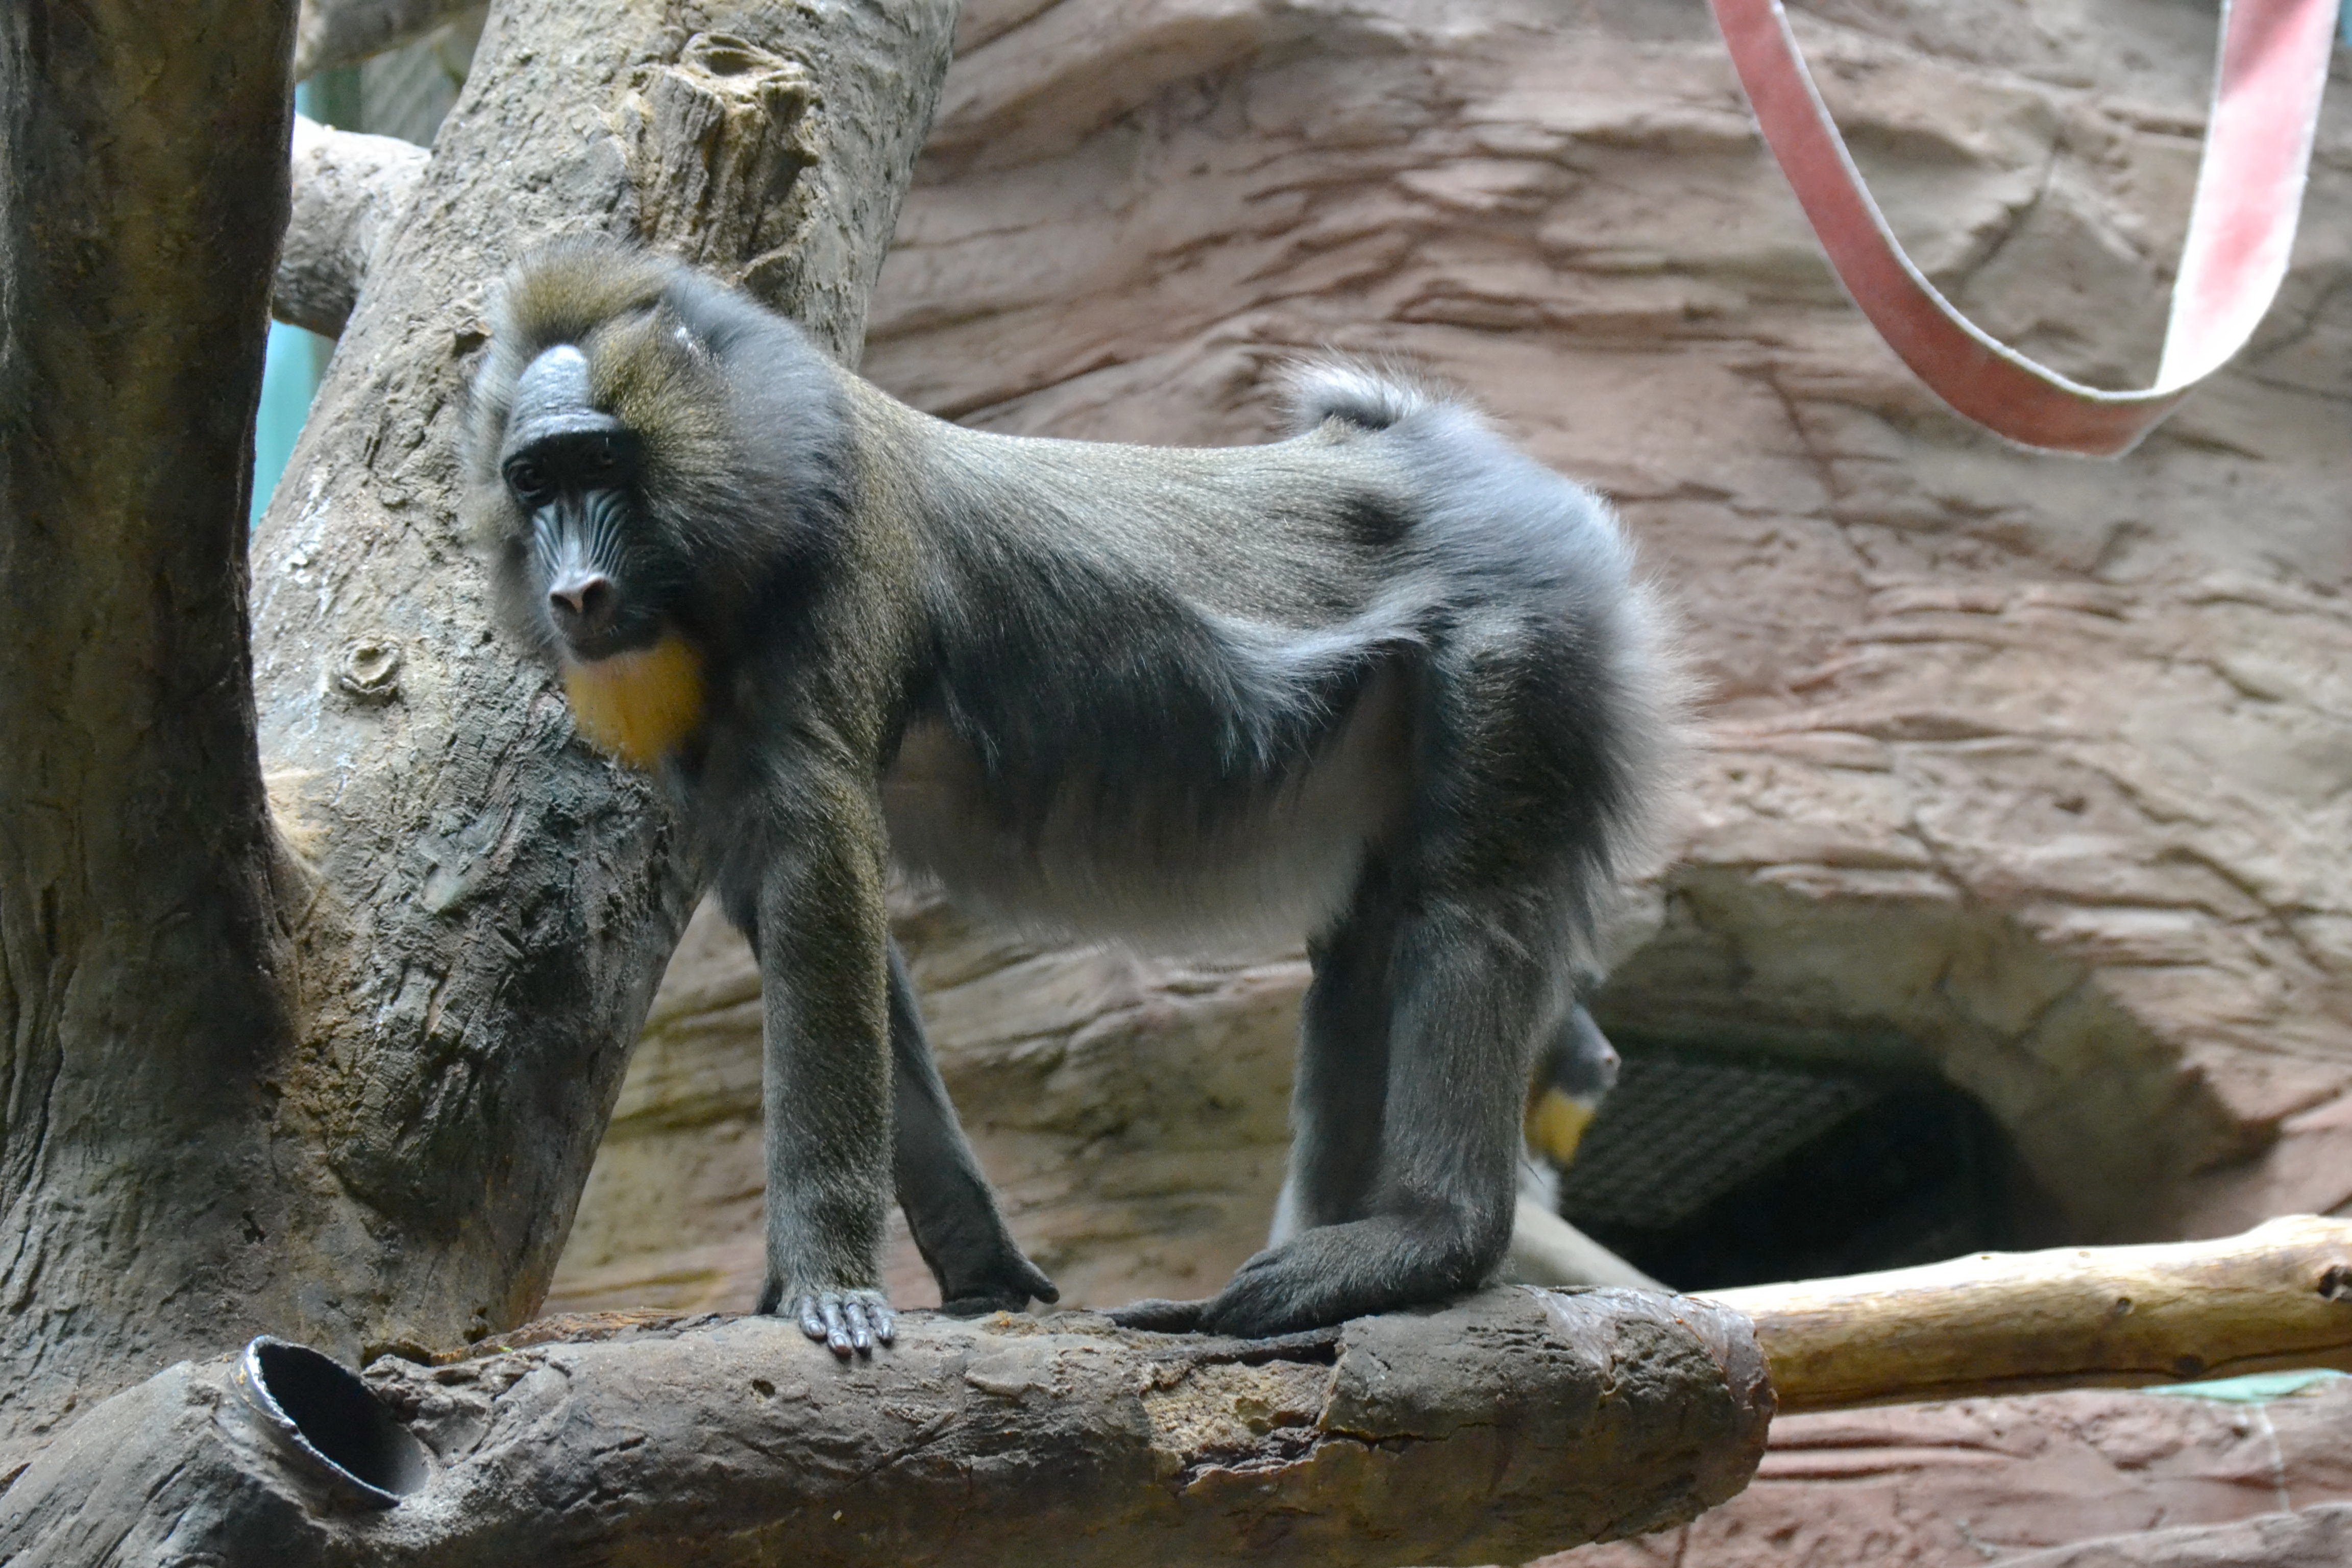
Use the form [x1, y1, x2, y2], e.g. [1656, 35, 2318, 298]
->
[1524, 1087, 1598, 1168]
[561, 634, 707, 767]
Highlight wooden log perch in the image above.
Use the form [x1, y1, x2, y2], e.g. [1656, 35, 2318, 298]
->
[0, 1289, 1770, 1567]
[1714, 1214, 2352, 1413]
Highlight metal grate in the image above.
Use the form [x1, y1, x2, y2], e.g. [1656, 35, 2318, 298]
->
[1556, 1049, 1878, 1231]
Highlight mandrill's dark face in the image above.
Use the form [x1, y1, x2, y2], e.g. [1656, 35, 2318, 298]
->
[499, 343, 667, 664]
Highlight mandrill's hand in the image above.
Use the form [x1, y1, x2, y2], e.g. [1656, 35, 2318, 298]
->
[760, 1278, 897, 1358]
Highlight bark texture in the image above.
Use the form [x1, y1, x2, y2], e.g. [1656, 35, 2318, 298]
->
[276, 114, 428, 338]
[0, 0, 301, 1473]
[0, 1289, 1773, 1567]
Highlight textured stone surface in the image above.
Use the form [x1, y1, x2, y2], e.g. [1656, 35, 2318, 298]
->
[2001, 1505, 2352, 1568]
[1553, 1377, 2352, 1568]
[554, 0, 2352, 1318]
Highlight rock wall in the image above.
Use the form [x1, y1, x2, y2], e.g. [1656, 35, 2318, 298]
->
[1555, 1375, 2352, 1568]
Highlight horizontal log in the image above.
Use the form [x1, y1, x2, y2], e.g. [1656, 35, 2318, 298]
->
[1711, 1214, 2352, 1414]
[0, 1287, 1770, 1567]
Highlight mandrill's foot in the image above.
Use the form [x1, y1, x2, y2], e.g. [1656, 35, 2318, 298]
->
[761, 1280, 897, 1357]
[1117, 1217, 1496, 1337]
[939, 1251, 1061, 1317]
[1105, 1296, 1211, 1334]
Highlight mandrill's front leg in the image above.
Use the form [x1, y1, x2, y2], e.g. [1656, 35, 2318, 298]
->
[737, 765, 898, 1357]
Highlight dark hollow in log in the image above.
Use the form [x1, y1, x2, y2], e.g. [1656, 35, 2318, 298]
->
[0, 1288, 1771, 1567]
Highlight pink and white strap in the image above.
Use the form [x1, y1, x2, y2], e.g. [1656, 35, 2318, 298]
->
[1710, 0, 2340, 455]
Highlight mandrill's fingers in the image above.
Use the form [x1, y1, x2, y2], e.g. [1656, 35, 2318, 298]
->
[793, 1290, 896, 1357]
[1106, 1296, 1211, 1333]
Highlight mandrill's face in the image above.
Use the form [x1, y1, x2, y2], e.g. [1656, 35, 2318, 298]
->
[493, 341, 707, 768]
[499, 344, 665, 664]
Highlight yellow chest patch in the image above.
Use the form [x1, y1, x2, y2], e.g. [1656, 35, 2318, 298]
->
[1524, 1087, 1599, 1168]
[561, 634, 707, 768]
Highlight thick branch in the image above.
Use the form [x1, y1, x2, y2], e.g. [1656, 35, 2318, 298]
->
[1716, 1214, 2352, 1413]
[276, 114, 427, 337]
[292, 0, 477, 79]
[0, 0, 299, 1460]
[0, 1289, 1773, 1566]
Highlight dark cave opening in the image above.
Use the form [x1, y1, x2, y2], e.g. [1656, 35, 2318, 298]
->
[1555, 1042, 2038, 1292]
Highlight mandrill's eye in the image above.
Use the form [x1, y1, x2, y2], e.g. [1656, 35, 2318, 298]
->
[506, 457, 554, 508]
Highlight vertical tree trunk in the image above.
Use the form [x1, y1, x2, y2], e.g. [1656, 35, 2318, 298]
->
[0, 0, 302, 1467]
[0, 0, 959, 1470]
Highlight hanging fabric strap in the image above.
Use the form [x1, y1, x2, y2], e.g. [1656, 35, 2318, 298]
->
[1709, 0, 2340, 456]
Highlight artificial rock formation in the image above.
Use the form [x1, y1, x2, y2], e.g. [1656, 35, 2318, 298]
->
[1557, 1374, 2352, 1568]
[555, 0, 2352, 1314]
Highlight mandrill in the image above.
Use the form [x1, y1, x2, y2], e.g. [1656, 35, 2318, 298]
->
[463, 238, 1681, 1355]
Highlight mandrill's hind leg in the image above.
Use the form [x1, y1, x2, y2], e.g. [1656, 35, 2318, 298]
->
[1194, 894, 1538, 1335]
[1114, 863, 1404, 1334]
[1268, 861, 1402, 1247]
[1116, 864, 1546, 1338]
[888, 940, 1060, 1315]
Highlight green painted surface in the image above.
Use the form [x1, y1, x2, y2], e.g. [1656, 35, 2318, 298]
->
[2141, 1368, 2348, 1404]
[250, 79, 339, 527]
[251, 320, 330, 526]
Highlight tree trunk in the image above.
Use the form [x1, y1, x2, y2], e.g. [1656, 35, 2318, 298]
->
[0, 1290, 1774, 1566]
[0, 0, 959, 1473]
[0, 0, 303, 1471]
[293, 0, 479, 80]
[244, 0, 958, 1380]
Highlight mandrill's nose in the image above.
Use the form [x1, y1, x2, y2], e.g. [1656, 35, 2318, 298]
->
[548, 571, 618, 638]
